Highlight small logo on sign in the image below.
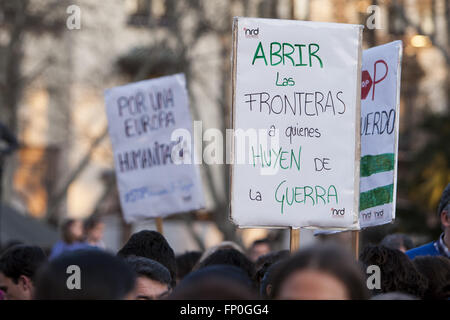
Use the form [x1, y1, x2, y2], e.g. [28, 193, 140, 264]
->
[243, 27, 259, 38]
[361, 70, 372, 100]
[374, 209, 384, 219]
[331, 208, 345, 217]
[361, 211, 372, 220]
[361, 60, 388, 100]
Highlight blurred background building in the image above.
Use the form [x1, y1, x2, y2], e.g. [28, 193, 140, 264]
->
[0, 0, 448, 252]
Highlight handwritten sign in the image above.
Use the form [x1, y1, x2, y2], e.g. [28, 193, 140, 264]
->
[359, 41, 402, 228]
[104, 74, 204, 222]
[230, 17, 363, 229]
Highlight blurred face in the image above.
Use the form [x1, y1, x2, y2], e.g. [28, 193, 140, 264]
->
[88, 222, 105, 242]
[0, 272, 33, 300]
[277, 269, 349, 300]
[132, 276, 170, 300]
[249, 243, 271, 262]
[70, 220, 84, 242]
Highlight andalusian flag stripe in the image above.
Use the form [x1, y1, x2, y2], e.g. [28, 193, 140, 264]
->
[360, 153, 395, 177]
[360, 184, 394, 211]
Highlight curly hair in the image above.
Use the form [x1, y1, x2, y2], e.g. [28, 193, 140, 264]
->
[359, 245, 429, 298]
[413, 256, 450, 300]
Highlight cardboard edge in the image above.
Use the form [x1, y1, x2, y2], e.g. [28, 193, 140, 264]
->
[391, 40, 403, 221]
[352, 25, 364, 231]
[228, 17, 239, 226]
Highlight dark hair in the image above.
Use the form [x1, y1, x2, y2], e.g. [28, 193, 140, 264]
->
[0, 240, 24, 255]
[380, 233, 414, 251]
[0, 245, 47, 283]
[413, 256, 450, 300]
[83, 214, 102, 232]
[34, 249, 135, 300]
[360, 245, 428, 298]
[197, 248, 255, 281]
[117, 230, 176, 287]
[176, 251, 202, 280]
[169, 265, 256, 299]
[61, 219, 78, 244]
[260, 260, 283, 299]
[254, 250, 290, 289]
[271, 244, 369, 300]
[437, 183, 450, 216]
[125, 255, 172, 288]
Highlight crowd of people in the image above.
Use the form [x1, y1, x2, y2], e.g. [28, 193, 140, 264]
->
[0, 184, 449, 300]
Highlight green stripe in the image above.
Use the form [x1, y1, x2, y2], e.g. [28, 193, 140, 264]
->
[360, 184, 394, 211]
[360, 153, 395, 177]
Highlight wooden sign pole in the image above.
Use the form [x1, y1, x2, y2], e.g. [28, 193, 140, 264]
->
[351, 230, 359, 260]
[290, 228, 300, 253]
[156, 217, 164, 234]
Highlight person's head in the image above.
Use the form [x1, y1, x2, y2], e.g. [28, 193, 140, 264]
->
[34, 249, 136, 300]
[0, 245, 47, 300]
[248, 238, 272, 262]
[117, 230, 176, 287]
[413, 256, 450, 300]
[169, 264, 256, 299]
[254, 250, 290, 290]
[83, 215, 105, 244]
[260, 260, 284, 299]
[196, 241, 245, 265]
[438, 183, 450, 236]
[1, 240, 24, 255]
[61, 219, 84, 244]
[197, 248, 255, 281]
[380, 233, 414, 252]
[271, 244, 369, 300]
[360, 245, 428, 298]
[176, 251, 202, 282]
[125, 256, 172, 300]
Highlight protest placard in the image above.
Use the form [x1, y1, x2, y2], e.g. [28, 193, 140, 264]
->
[230, 17, 363, 229]
[359, 41, 402, 228]
[104, 74, 204, 222]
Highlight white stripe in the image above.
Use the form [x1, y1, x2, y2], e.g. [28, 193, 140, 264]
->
[360, 170, 394, 193]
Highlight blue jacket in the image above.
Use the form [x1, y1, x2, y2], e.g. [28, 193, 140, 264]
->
[49, 240, 94, 260]
[405, 241, 440, 259]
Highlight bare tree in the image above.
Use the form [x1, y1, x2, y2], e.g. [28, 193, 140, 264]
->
[0, 0, 67, 130]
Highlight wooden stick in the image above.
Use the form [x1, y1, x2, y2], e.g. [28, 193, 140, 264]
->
[156, 217, 164, 234]
[290, 228, 300, 253]
[351, 230, 359, 260]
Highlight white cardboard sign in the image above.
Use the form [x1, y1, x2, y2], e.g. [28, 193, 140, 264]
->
[104, 74, 204, 222]
[359, 41, 402, 228]
[230, 17, 363, 229]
